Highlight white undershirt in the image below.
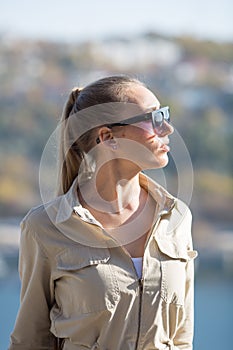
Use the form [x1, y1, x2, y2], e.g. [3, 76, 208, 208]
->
[131, 257, 143, 278]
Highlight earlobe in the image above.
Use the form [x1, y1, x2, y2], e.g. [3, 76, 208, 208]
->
[108, 139, 118, 150]
[96, 137, 118, 150]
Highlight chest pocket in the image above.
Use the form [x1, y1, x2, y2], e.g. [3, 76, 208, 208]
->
[156, 236, 197, 306]
[55, 246, 120, 315]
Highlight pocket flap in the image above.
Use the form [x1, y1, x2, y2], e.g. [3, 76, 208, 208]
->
[56, 246, 110, 270]
[155, 236, 198, 261]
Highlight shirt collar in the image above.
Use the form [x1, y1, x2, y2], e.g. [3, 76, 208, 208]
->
[50, 172, 176, 225]
[43, 173, 177, 247]
[138, 172, 176, 216]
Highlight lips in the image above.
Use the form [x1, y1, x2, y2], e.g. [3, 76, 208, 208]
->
[156, 136, 170, 152]
[159, 143, 170, 152]
[147, 135, 170, 152]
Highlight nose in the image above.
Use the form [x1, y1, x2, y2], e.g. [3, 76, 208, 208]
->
[156, 121, 174, 137]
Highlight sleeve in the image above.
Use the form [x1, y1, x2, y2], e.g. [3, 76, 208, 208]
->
[8, 219, 56, 350]
[173, 210, 198, 350]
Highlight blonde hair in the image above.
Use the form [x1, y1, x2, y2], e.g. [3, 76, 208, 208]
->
[58, 75, 145, 195]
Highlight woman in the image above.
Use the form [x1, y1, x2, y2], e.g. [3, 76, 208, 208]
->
[9, 75, 197, 350]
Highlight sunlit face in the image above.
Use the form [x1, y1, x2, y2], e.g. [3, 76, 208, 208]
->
[115, 85, 174, 169]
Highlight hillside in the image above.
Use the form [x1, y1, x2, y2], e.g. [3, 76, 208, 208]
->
[0, 32, 232, 229]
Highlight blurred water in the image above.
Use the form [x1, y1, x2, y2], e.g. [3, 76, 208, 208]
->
[1, 273, 233, 350]
[0, 277, 20, 350]
[194, 276, 233, 349]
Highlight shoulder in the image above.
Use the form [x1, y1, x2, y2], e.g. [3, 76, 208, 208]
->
[158, 197, 193, 239]
[173, 198, 192, 221]
[167, 198, 194, 248]
[168, 197, 192, 233]
[21, 203, 52, 232]
[20, 200, 67, 257]
[19, 204, 53, 253]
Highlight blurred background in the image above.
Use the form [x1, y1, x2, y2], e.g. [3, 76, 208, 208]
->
[0, 0, 233, 349]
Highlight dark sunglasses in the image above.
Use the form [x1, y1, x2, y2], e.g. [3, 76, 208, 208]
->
[96, 106, 170, 144]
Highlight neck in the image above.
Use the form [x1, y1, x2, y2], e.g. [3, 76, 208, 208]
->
[78, 159, 142, 214]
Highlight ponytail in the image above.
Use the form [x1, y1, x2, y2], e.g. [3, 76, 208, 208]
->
[63, 87, 82, 121]
[57, 87, 84, 195]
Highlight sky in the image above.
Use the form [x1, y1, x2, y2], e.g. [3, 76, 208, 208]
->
[1, 0, 233, 43]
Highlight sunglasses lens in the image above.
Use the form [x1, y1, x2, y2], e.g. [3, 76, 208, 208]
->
[154, 111, 163, 126]
[152, 108, 170, 129]
[164, 109, 170, 122]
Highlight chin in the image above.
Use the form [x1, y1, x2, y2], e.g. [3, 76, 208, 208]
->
[160, 155, 169, 167]
[153, 153, 169, 167]
[141, 154, 169, 170]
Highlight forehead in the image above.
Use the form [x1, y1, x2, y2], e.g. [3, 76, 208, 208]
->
[128, 85, 160, 111]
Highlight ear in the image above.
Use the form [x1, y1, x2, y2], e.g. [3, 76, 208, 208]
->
[96, 126, 113, 144]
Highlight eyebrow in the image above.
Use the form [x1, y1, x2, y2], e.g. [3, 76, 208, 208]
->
[146, 105, 160, 112]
